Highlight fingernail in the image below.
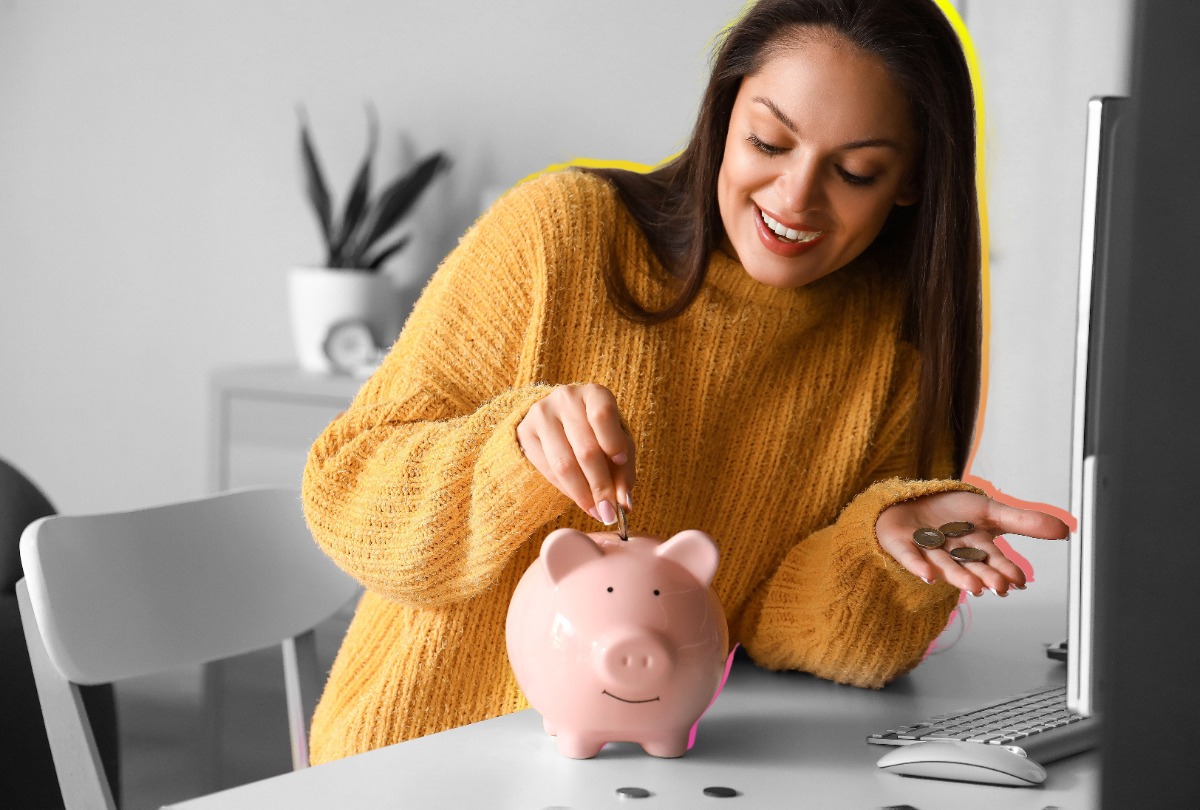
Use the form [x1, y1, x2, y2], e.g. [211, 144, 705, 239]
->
[587, 506, 601, 522]
[619, 490, 632, 511]
[922, 577, 935, 585]
[612, 452, 628, 465]
[597, 500, 617, 525]
[991, 588, 1007, 598]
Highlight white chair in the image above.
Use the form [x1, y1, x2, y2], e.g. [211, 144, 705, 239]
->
[16, 488, 360, 810]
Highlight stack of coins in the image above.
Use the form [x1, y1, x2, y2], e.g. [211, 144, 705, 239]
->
[911, 522, 987, 563]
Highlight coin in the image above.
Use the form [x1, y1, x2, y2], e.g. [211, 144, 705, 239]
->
[950, 547, 988, 563]
[616, 503, 628, 542]
[616, 786, 650, 799]
[912, 528, 946, 549]
[940, 521, 975, 538]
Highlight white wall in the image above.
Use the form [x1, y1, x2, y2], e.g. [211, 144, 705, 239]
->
[0, 0, 1133, 603]
[0, 0, 744, 511]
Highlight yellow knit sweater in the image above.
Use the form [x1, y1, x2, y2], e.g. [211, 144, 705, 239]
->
[301, 169, 978, 765]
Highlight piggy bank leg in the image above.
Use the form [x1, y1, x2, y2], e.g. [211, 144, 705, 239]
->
[542, 717, 557, 737]
[556, 733, 605, 759]
[640, 732, 688, 759]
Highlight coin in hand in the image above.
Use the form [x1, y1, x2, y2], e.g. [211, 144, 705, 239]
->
[939, 521, 975, 538]
[912, 528, 946, 549]
[950, 547, 988, 563]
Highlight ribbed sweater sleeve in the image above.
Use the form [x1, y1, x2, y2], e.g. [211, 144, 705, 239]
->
[738, 347, 980, 687]
[301, 183, 569, 606]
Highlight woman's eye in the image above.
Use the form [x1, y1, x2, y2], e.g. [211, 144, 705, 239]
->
[836, 166, 878, 187]
[747, 133, 786, 156]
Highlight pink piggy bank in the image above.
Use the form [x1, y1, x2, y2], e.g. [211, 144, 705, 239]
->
[506, 527, 729, 759]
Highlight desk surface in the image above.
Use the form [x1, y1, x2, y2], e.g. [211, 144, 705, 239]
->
[168, 596, 1096, 809]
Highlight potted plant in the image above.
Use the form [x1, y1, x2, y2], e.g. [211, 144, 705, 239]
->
[289, 105, 449, 374]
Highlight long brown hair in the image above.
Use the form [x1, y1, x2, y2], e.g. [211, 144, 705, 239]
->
[583, 0, 981, 479]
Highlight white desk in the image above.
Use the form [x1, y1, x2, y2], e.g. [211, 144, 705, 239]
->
[166, 596, 1097, 809]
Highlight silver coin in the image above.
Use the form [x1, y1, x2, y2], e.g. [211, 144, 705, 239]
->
[950, 547, 988, 563]
[912, 528, 946, 549]
[616, 503, 628, 542]
[940, 521, 975, 538]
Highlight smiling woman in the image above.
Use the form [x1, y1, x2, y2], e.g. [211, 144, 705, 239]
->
[300, 0, 1069, 766]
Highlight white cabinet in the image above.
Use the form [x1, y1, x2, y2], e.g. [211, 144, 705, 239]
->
[209, 366, 361, 492]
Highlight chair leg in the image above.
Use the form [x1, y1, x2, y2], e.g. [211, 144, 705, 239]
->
[199, 660, 226, 791]
[18, 580, 117, 810]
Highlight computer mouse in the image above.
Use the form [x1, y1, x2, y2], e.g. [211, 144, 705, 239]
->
[875, 741, 1048, 787]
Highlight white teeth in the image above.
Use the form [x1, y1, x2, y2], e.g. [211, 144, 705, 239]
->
[760, 210, 822, 243]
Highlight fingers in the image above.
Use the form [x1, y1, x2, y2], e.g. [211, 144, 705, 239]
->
[927, 544, 1022, 596]
[984, 499, 1070, 540]
[516, 384, 634, 523]
[882, 537, 989, 596]
[582, 386, 635, 512]
[879, 525, 1026, 597]
[560, 402, 619, 521]
[610, 425, 636, 512]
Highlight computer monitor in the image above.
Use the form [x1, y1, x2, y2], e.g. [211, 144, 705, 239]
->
[1093, 2, 1200, 804]
[1067, 95, 1130, 719]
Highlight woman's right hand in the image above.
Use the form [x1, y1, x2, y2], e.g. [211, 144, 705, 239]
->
[516, 384, 635, 525]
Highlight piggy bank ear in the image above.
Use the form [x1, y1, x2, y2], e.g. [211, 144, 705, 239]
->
[540, 528, 604, 584]
[655, 530, 719, 587]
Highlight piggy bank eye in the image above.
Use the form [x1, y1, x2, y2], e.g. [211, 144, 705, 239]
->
[606, 586, 614, 593]
[653, 589, 660, 596]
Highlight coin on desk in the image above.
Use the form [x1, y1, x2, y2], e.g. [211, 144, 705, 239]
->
[950, 547, 988, 563]
[912, 528, 947, 549]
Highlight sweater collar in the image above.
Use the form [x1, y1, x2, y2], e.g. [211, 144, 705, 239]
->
[703, 246, 858, 316]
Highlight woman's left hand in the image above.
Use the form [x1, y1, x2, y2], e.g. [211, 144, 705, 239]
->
[875, 490, 1069, 596]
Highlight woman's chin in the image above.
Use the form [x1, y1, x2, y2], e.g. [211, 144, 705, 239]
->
[741, 257, 827, 289]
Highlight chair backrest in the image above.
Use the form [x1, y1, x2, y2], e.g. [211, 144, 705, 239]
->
[17, 488, 360, 810]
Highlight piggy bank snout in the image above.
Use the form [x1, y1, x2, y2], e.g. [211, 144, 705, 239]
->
[595, 630, 675, 693]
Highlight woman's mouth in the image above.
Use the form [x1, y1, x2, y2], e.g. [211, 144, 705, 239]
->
[753, 205, 826, 257]
[760, 209, 823, 243]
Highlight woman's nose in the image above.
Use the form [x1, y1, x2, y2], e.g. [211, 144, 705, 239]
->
[776, 157, 823, 214]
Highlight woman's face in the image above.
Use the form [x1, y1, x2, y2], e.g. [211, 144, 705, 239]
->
[717, 32, 919, 289]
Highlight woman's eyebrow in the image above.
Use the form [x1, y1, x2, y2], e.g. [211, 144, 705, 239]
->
[751, 96, 902, 151]
[753, 96, 799, 133]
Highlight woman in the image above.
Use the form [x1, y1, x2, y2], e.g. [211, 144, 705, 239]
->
[301, 0, 1068, 764]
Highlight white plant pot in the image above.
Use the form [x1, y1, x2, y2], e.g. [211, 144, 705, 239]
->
[287, 266, 401, 373]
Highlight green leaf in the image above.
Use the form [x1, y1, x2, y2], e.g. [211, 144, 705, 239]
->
[364, 234, 412, 269]
[297, 106, 334, 258]
[330, 105, 379, 263]
[351, 152, 449, 262]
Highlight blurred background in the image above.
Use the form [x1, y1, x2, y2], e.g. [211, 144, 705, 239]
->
[0, 0, 1135, 805]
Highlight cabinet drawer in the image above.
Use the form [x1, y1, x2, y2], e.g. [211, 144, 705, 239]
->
[221, 395, 346, 490]
[226, 396, 345, 448]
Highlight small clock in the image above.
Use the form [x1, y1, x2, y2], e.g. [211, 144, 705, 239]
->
[322, 319, 379, 375]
